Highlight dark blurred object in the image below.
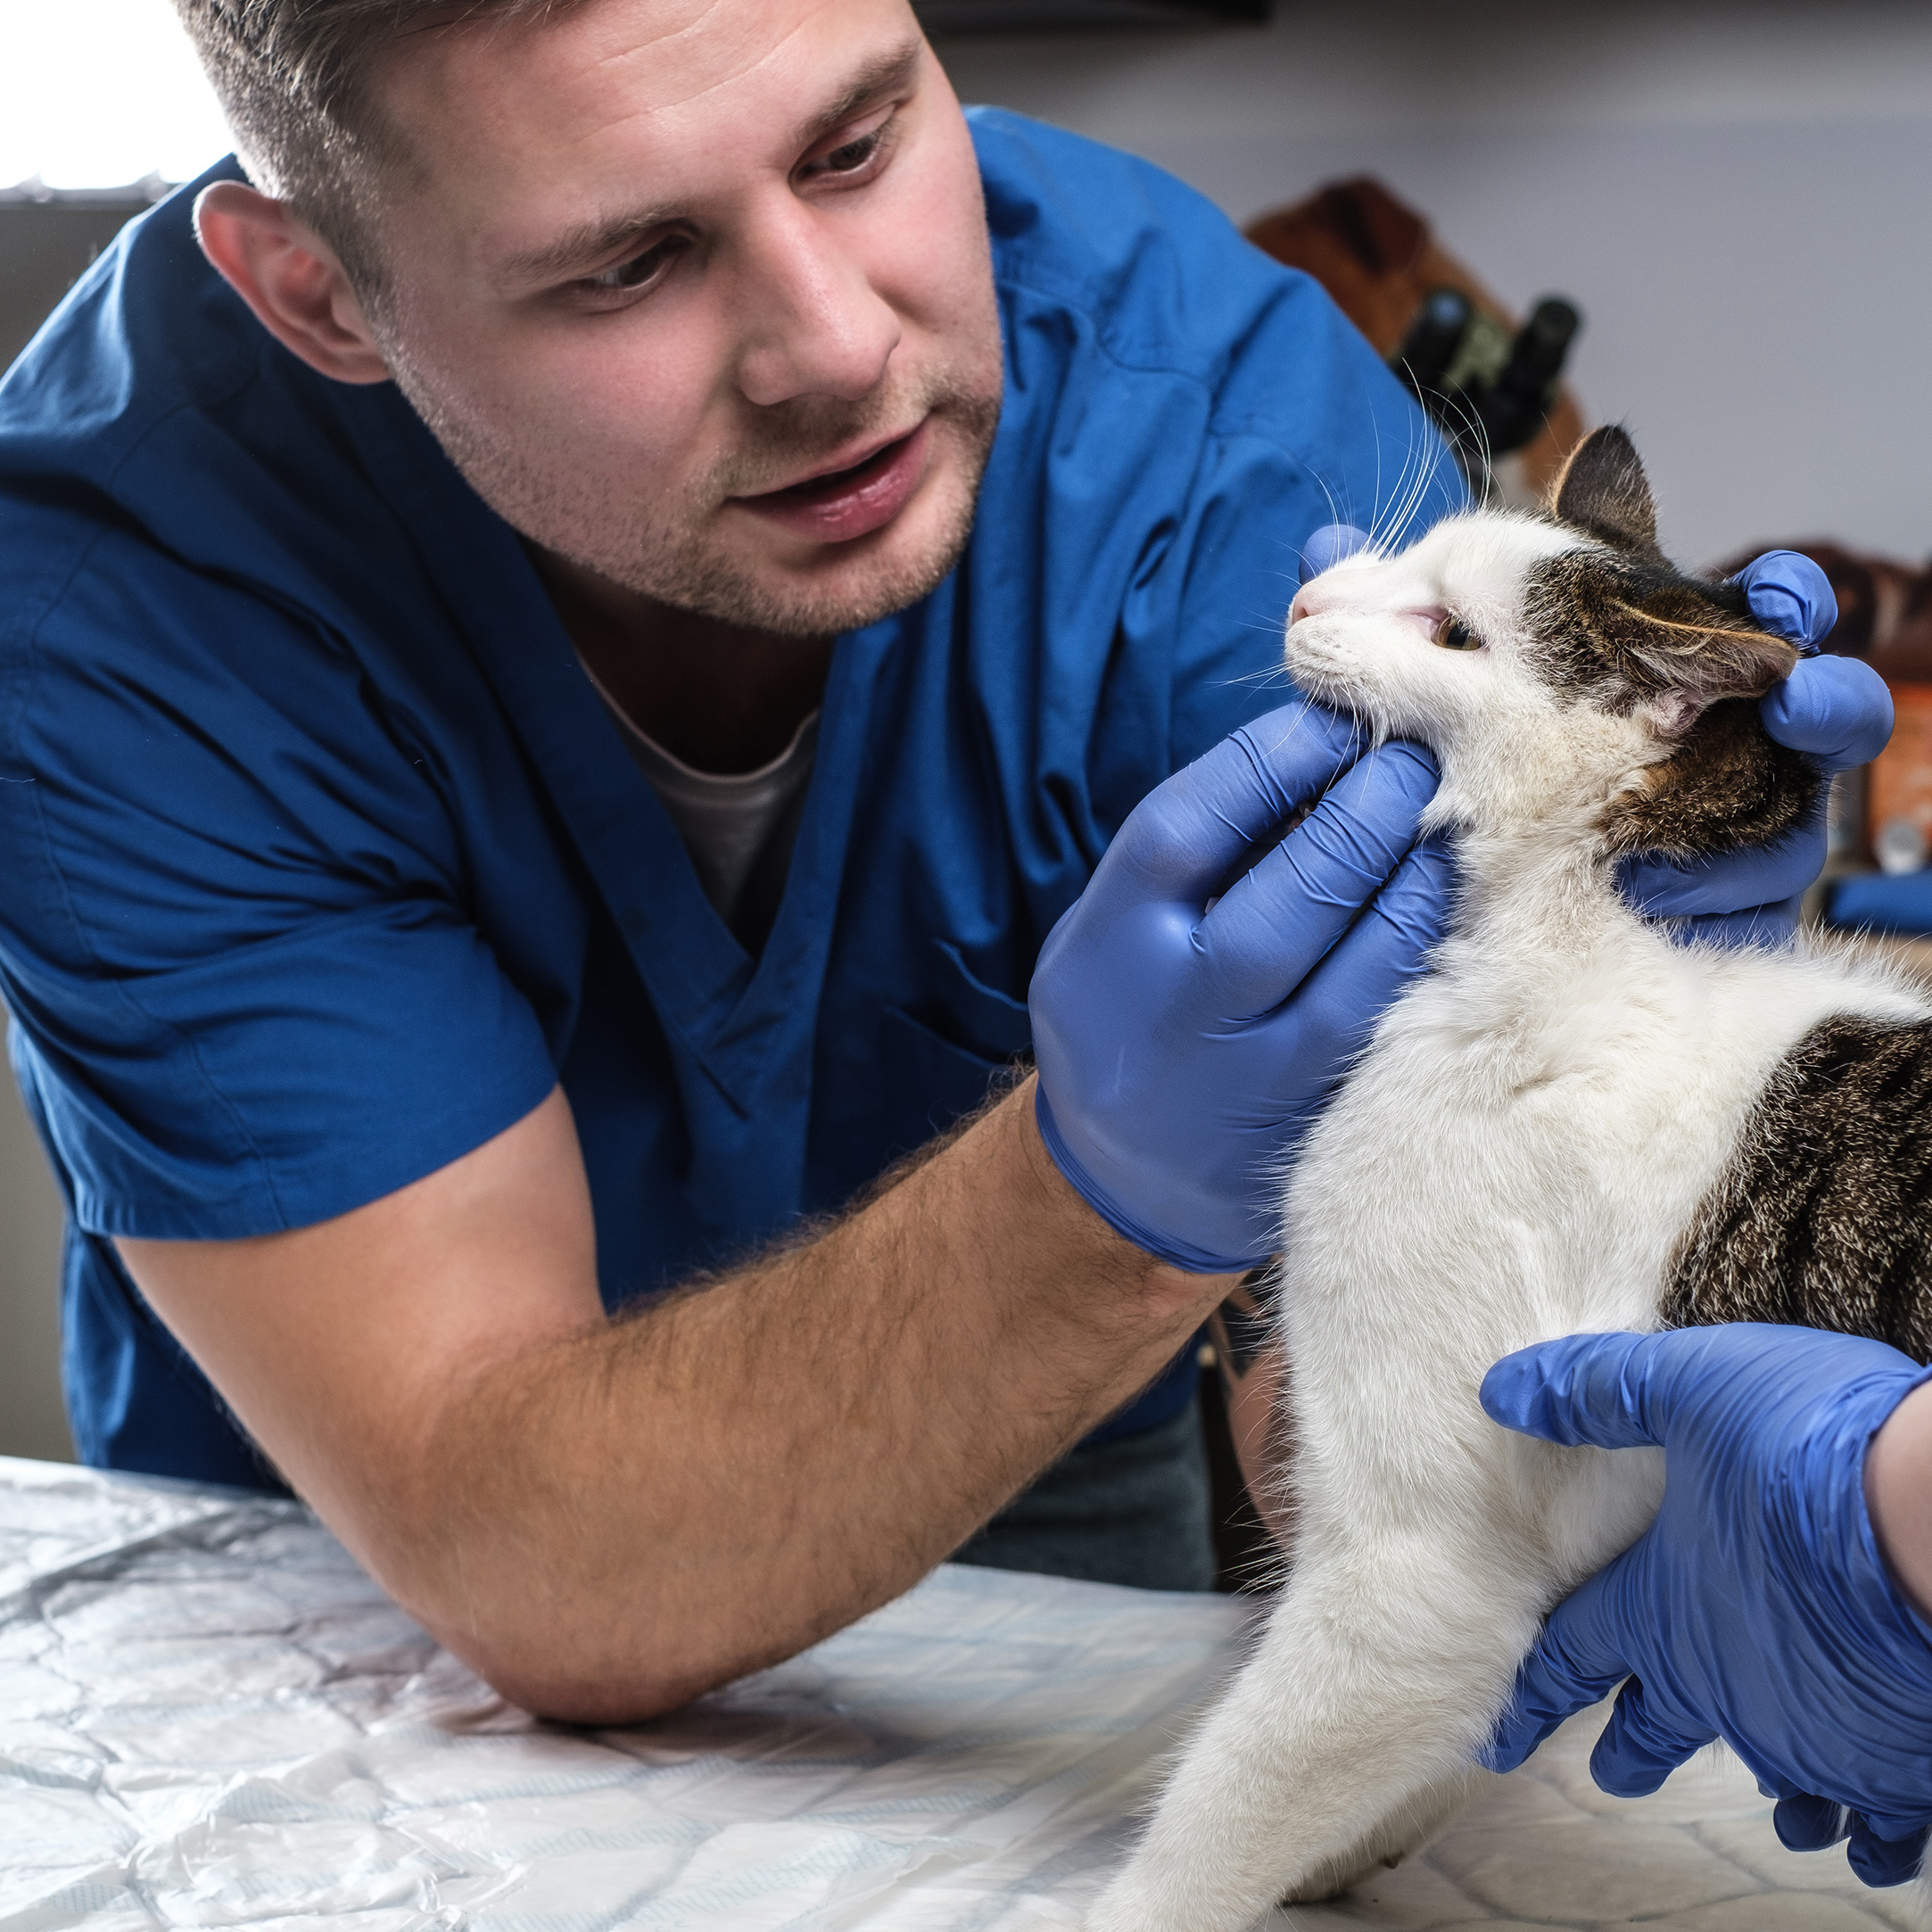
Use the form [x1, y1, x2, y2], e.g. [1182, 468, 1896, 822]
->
[918, 0, 1267, 29]
[1714, 540, 1932, 685]
[1, 193, 157, 376]
[1244, 176, 1587, 501]
[1393, 290, 1581, 463]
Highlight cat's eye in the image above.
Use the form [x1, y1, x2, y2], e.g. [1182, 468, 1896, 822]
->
[1434, 615, 1482, 651]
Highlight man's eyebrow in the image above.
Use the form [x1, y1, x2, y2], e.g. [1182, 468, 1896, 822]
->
[790, 37, 925, 155]
[490, 37, 927, 291]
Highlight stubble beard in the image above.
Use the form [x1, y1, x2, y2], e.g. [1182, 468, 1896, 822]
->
[391, 350, 1004, 640]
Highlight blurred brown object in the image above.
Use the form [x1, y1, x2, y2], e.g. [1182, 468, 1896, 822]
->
[1869, 686, 1932, 872]
[1243, 175, 1587, 500]
[1713, 541, 1932, 685]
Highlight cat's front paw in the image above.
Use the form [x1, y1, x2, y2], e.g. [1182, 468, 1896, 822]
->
[1086, 1869, 1262, 1932]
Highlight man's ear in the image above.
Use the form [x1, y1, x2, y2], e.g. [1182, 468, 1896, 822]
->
[194, 181, 390, 385]
[1551, 425, 1662, 557]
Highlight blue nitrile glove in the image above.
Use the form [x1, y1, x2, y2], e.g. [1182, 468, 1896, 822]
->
[1028, 699, 1450, 1273]
[1304, 530, 1893, 945]
[1482, 1325, 1932, 1888]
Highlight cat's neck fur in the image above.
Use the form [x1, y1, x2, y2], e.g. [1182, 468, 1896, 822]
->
[1423, 712, 1668, 962]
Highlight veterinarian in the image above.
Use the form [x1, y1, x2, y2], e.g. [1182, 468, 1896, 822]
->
[0, 0, 1908, 1842]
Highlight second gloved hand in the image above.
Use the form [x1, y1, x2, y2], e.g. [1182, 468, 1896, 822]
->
[1028, 702, 1450, 1274]
[1482, 1324, 1932, 1888]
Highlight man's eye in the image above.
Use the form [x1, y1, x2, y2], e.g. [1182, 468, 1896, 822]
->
[586, 234, 688, 294]
[802, 111, 898, 185]
[1434, 615, 1482, 650]
[821, 132, 879, 175]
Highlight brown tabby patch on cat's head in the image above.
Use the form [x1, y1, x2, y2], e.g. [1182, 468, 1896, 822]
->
[1525, 425, 1820, 863]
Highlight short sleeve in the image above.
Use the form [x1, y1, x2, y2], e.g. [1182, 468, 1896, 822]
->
[0, 525, 559, 1239]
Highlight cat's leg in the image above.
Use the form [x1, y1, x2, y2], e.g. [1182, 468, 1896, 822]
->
[1275, 1763, 1491, 1903]
[1086, 1537, 1544, 1932]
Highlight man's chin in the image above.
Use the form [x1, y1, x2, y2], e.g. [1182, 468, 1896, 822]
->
[659, 466, 981, 637]
[675, 546, 961, 640]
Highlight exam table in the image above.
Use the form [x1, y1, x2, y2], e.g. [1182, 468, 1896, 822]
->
[0, 1457, 1913, 1929]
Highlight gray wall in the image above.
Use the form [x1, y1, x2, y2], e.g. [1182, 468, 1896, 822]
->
[3, 2, 1930, 1465]
[939, 0, 1932, 566]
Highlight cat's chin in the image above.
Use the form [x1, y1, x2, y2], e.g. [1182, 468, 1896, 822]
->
[1282, 649, 1367, 720]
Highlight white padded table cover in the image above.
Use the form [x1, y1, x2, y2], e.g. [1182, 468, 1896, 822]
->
[0, 1455, 1921, 1932]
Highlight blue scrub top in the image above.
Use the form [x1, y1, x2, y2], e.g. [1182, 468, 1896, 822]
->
[0, 111, 1458, 1490]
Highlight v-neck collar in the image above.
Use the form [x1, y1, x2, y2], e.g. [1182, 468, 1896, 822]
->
[338, 387, 887, 1124]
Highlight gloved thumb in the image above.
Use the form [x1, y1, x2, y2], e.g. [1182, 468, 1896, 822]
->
[1300, 522, 1372, 584]
[1589, 1676, 1716, 1797]
[1481, 1331, 1672, 1451]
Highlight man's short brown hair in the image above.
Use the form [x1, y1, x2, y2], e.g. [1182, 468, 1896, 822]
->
[172, 1, 578, 296]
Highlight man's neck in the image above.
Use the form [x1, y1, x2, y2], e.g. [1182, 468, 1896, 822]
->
[533, 549, 835, 776]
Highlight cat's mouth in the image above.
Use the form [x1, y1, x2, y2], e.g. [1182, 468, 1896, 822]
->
[1282, 628, 1358, 700]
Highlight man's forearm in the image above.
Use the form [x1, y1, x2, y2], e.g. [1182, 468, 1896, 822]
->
[1207, 1267, 1291, 1555]
[405, 1077, 1226, 1720]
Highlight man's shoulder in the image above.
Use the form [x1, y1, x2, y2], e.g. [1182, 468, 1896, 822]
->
[0, 161, 475, 693]
[966, 108, 1321, 391]
[0, 160, 263, 477]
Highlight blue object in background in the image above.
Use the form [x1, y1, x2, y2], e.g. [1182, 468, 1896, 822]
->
[1829, 872, 1932, 938]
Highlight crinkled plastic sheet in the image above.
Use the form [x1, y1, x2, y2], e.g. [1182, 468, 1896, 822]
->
[0, 1457, 1920, 1931]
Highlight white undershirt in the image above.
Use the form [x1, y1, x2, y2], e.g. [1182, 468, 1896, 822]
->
[578, 654, 819, 947]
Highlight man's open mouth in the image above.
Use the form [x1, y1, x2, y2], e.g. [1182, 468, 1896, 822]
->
[729, 421, 934, 545]
[753, 432, 918, 504]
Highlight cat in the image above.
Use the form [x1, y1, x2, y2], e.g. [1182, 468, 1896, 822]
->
[1087, 425, 1932, 1932]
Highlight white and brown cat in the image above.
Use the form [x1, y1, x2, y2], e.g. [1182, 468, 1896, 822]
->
[1090, 426, 1932, 1932]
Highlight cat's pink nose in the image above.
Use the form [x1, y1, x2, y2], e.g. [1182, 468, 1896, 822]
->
[1291, 584, 1335, 624]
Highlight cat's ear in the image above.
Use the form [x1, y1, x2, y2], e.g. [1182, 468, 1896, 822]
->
[1551, 425, 1661, 557]
[1628, 618, 1801, 739]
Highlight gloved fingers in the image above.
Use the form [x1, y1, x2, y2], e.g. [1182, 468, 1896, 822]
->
[1481, 1569, 1638, 1773]
[1760, 656, 1894, 772]
[1617, 813, 1823, 923]
[1300, 522, 1373, 584]
[1103, 704, 1367, 904]
[1735, 549, 1837, 652]
[1589, 1676, 1716, 1798]
[1218, 836, 1454, 1152]
[1190, 740, 1441, 1019]
[1647, 896, 1804, 952]
[1845, 1814, 1930, 1888]
[1251, 833, 1455, 1071]
[1773, 1792, 1853, 1854]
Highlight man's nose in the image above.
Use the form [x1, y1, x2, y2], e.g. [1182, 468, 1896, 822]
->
[732, 202, 901, 408]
